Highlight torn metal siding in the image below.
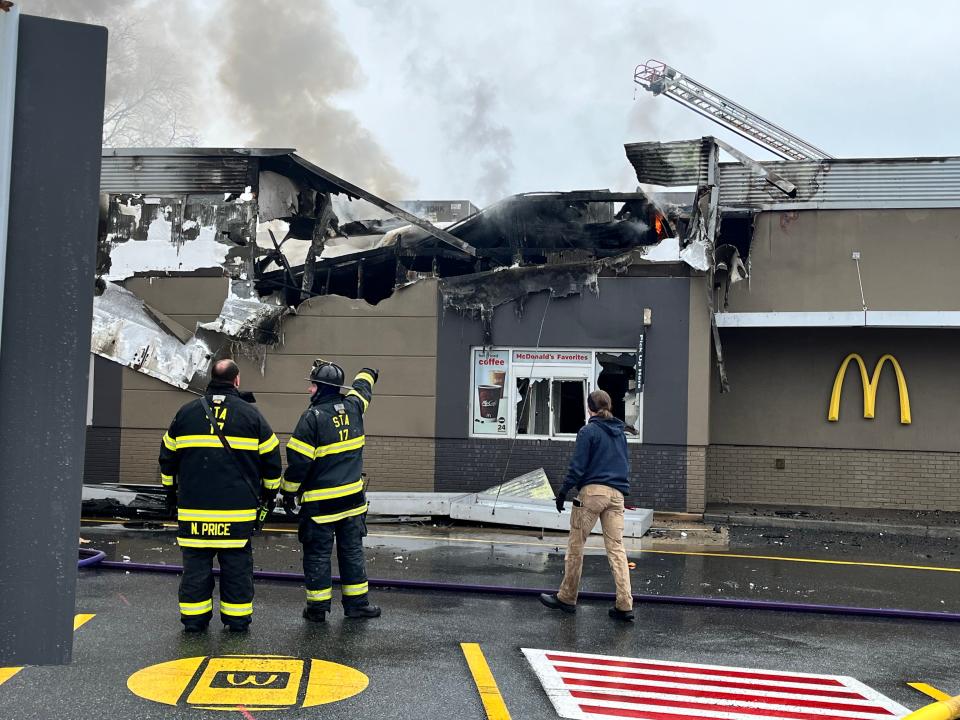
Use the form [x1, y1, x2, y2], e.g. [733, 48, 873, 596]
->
[718, 156, 960, 210]
[624, 138, 713, 186]
[100, 151, 267, 194]
[91, 282, 215, 391]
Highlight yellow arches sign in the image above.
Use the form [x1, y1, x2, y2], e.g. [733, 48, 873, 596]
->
[828, 353, 911, 425]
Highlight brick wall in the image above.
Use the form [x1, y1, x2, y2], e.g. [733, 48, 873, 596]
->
[434, 439, 690, 511]
[84, 427, 120, 484]
[113, 428, 434, 492]
[707, 444, 960, 511]
[686, 446, 707, 513]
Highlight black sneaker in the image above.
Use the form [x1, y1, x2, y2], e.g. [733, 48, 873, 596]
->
[539, 593, 576, 614]
[608, 607, 635, 622]
[344, 604, 381, 619]
[182, 623, 208, 633]
[302, 607, 326, 623]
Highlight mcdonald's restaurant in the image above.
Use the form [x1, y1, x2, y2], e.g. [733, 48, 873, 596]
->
[84, 145, 960, 517]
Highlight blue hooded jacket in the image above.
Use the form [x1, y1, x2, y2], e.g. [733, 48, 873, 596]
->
[559, 416, 631, 497]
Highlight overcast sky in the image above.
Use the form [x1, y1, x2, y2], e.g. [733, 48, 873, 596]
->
[24, 0, 960, 205]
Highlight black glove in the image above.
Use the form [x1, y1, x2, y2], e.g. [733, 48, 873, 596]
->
[362, 367, 380, 383]
[164, 487, 177, 518]
[555, 492, 567, 513]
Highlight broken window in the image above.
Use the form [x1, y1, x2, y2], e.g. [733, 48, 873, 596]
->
[552, 380, 587, 435]
[596, 352, 641, 436]
[516, 378, 549, 436]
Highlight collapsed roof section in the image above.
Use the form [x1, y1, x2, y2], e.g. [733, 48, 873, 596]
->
[95, 148, 694, 391]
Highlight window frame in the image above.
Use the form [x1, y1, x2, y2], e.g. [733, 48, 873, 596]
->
[469, 347, 642, 442]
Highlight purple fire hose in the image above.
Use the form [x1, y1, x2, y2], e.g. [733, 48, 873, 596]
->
[80, 554, 960, 623]
[78, 548, 106, 567]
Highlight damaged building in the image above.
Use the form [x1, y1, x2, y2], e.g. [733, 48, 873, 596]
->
[85, 142, 960, 515]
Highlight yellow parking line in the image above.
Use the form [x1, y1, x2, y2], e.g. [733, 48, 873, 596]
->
[910, 682, 952, 701]
[461, 643, 511, 720]
[0, 667, 22, 686]
[0, 614, 96, 687]
[79, 518, 960, 574]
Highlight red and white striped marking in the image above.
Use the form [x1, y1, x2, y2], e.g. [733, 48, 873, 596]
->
[522, 649, 910, 720]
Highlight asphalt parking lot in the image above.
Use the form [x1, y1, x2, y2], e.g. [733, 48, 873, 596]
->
[0, 522, 956, 719]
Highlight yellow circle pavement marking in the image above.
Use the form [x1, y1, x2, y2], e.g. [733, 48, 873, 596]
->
[127, 654, 368, 711]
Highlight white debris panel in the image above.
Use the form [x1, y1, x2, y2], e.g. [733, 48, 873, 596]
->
[91, 282, 214, 390]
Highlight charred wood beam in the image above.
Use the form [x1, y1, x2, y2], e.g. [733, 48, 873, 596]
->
[288, 154, 476, 257]
[300, 193, 334, 301]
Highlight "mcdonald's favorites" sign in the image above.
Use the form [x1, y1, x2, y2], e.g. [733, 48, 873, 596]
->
[828, 353, 911, 425]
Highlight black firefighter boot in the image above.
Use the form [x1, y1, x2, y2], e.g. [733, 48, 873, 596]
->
[344, 603, 381, 619]
[302, 606, 326, 623]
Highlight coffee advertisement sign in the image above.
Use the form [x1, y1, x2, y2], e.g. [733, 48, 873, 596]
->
[472, 348, 509, 435]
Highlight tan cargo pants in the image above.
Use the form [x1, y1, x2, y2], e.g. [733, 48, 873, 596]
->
[557, 483, 633, 611]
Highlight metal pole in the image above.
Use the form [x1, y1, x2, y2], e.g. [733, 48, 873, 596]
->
[0, 4, 20, 361]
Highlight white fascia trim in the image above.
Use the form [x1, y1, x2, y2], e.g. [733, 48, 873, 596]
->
[716, 312, 865, 327]
[717, 311, 960, 328]
[0, 6, 20, 361]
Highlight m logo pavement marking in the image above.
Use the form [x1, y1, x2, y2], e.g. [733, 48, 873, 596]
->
[127, 654, 368, 711]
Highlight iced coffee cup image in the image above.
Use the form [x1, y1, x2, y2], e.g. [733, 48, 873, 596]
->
[488, 370, 506, 388]
[477, 384, 503, 421]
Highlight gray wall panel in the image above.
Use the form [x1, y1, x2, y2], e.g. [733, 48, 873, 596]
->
[435, 276, 692, 445]
[0, 16, 106, 665]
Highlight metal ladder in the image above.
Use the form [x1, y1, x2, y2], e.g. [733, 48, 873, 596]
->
[634, 59, 833, 162]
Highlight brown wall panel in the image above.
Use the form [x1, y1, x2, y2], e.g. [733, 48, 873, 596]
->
[710, 328, 960, 452]
[276, 316, 437, 357]
[726, 209, 960, 313]
[123, 276, 228, 315]
[235, 354, 436, 397]
[296, 280, 437, 317]
[255, 393, 435, 437]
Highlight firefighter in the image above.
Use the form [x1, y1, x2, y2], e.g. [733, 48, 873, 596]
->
[158, 359, 282, 632]
[280, 360, 380, 622]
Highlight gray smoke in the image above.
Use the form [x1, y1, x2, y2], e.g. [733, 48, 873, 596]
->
[212, 0, 411, 198]
[22, 0, 203, 147]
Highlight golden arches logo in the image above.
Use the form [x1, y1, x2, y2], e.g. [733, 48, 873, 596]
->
[127, 655, 368, 711]
[828, 353, 911, 425]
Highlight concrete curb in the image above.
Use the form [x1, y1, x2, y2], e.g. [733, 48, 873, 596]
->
[703, 512, 959, 539]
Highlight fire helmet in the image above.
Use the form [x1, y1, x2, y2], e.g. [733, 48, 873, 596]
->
[308, 359, 345, 388]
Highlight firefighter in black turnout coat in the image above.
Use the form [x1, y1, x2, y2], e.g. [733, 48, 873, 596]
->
[280, 360, 380, 622]
[158, 359, 283, 631]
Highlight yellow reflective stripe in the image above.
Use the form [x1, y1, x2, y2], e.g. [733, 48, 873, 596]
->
[259, 434, 279, 454]
[281, 480, 301, 493]
[179, 599, 213, 615]
[177, 538, 248, 548]
[306, 587, 332, 601]
[346, 389, 369, 411]
[354, 372, 376, 387]
[262, 476, 281, 490]
[160, 473, 174, 486]
[310, 503, 368, 524]
[163, 433, 177, 451]
[177, 508, 256, 522]
[301, 479, 364, 503]
[174, 435, 259, 451]
[287, 437, 316, 459]
[315, 435, 365, 458]
[220, 601, 253, 617]
[342, 581, 368, 596]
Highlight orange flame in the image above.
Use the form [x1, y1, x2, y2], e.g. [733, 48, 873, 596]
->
[654, 215, 664, 238]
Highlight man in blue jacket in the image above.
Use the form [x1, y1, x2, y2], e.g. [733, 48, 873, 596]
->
[540, 389, 634, 621]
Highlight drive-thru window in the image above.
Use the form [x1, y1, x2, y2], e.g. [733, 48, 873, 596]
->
[470, 347, 642, 440]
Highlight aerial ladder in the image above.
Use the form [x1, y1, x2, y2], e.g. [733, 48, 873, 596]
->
[634, 59, 833, 162]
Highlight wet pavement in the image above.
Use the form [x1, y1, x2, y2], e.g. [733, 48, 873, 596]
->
[1, 520, 957, 719]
